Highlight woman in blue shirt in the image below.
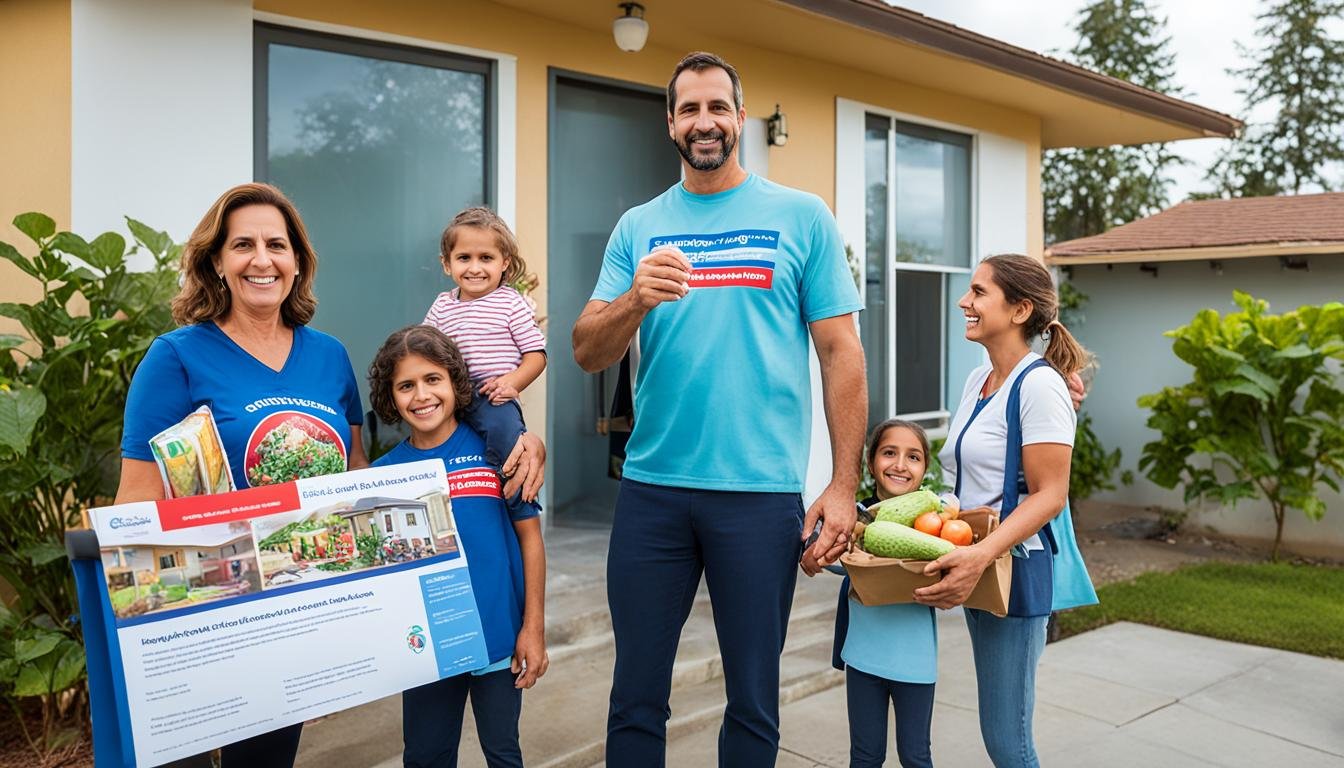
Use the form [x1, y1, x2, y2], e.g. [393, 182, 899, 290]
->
[115, 184, 545, 768]
[117, 183, 368, 768]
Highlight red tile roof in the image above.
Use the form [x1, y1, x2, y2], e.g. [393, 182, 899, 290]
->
[1046, 193, 1344, 261]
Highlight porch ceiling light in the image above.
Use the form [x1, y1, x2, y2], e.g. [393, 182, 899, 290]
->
[613, 3, 649, 53]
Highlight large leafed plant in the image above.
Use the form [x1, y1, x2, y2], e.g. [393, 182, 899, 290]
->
[1138, 291, 1344, 560]
[0, 212, 179, 754]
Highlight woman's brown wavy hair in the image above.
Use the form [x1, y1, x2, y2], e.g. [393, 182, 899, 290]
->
[367, 325, 475, 426]
[172, 183, 318, 327]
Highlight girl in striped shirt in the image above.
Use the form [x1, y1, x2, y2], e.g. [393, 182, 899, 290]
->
[423, 207, 546, 496]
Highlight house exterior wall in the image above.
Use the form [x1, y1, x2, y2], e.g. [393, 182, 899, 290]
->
[1069, 256, 1344, 554]
[0, 0, 71, 338]
[70, 0, 254, 255]
[10, 0, 1045, 509]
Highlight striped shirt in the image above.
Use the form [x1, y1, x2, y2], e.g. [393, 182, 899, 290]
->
[423, 285, 546, 382]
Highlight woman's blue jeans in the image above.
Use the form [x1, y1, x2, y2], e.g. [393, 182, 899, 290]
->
[964, 609, 1048, 768]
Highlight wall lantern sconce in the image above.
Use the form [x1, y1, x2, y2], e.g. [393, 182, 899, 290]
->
[767, 104, 788, 147]
[613, 3, 649, 53]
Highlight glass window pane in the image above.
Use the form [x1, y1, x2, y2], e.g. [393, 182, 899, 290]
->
[861, 114, 890, 430]
[894, 122, 971, 268]
[264, 40, 488, 414]
[895, 271, 942, 415]
[943, 271, 979, 410]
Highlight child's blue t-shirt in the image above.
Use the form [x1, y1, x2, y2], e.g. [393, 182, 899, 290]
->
[373, 423, 537, 669]
[121, 322, 364, 488]
[840, 496, 937, 684]
[590, 174, 862, 492]
[842, 600, 938, 684]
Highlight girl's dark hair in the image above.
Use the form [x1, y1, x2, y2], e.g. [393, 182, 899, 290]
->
[367, 325, 474, 425]
[439, 207, 527, 289]
[866, 419, 930, 473]
[174, 183, 319, 327]
[981, 254, 1093, 375]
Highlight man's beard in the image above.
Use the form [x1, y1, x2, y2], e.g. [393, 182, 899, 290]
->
[674, 128, 737, 171]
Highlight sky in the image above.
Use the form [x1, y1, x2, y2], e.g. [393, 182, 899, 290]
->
[890, 0, 1287, 202]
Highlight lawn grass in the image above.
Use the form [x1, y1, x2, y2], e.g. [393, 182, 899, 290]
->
[1056, 561, 1344, 659]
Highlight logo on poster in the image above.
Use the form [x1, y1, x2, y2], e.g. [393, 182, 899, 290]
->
[108, 515, 152, 529]
[407, 625, 427, 654]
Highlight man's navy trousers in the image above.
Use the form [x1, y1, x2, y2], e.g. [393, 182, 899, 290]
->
[605, 478, 805, 768]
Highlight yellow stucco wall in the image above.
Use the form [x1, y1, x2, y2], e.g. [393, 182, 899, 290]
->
[0, 0, 71, 336]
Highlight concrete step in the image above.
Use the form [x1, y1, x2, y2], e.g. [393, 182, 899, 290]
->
[529, 576, 845, 768]
[533, 632, 843, 768]
[294, 529, 850, 768]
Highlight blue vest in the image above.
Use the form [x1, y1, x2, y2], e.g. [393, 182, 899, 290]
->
[952, 358, 1056, 618]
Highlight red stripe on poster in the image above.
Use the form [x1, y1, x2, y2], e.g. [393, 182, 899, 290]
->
[447, 468, 502, 499]
[156, 483, 301, 531]
[689, 266, 774, 289]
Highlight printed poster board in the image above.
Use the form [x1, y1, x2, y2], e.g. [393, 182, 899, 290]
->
[73, 461, 489, 767]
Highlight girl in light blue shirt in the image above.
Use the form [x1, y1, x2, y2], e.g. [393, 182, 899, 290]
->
[832, 419, 939, 768]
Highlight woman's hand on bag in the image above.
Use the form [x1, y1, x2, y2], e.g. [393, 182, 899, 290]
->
[913, 544, 994, 609]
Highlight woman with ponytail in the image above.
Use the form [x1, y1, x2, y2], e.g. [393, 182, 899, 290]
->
[912, 254, 1088, 767]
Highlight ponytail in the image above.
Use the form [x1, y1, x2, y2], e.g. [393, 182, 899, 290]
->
[1043, 319, 1092, 376]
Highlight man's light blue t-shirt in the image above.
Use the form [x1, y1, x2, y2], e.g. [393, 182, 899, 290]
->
[591, 175, 862, 493]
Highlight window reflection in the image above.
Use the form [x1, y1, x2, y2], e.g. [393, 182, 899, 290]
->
[894, 123, 971, 268]
[259, 30, 490, 417]
[861, 113, 972, 426]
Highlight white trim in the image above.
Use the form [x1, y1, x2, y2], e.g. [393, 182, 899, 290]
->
[885, 121, 898, 415]
[855, 102, 984, 143]
[891, 410, 950, 422]
[253, 11, 516, 63]
[253, 11, 517, 227]
[891, 262, 973, 274]
[72, 0, 254, 245]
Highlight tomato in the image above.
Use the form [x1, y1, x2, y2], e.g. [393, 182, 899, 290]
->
[913, 511, 943, 537]
[940, 519, 973, 546]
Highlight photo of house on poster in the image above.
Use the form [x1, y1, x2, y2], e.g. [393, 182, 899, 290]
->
[82, 461, 488, 767]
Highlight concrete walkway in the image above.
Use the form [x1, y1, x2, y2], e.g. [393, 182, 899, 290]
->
[670, 617, 1344, 767]
[295, 525, 1344, 767]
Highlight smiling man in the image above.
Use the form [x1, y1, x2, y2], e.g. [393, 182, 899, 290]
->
[571, 52, 867, 767]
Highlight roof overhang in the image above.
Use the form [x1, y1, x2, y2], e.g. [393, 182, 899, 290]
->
[492, 0, 1241, 148]
[1047, 241, 1344, 266]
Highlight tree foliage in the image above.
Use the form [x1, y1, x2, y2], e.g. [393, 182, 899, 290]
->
[1137, 292, 1344, 560]
[1203, 0, 1344, 197]
[1043, 0, 1186, 244]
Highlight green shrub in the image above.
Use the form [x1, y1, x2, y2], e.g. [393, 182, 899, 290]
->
[0, 212, 179, 751]
[0, 604, 87, 757]
[1138, 292, 1344, 560]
